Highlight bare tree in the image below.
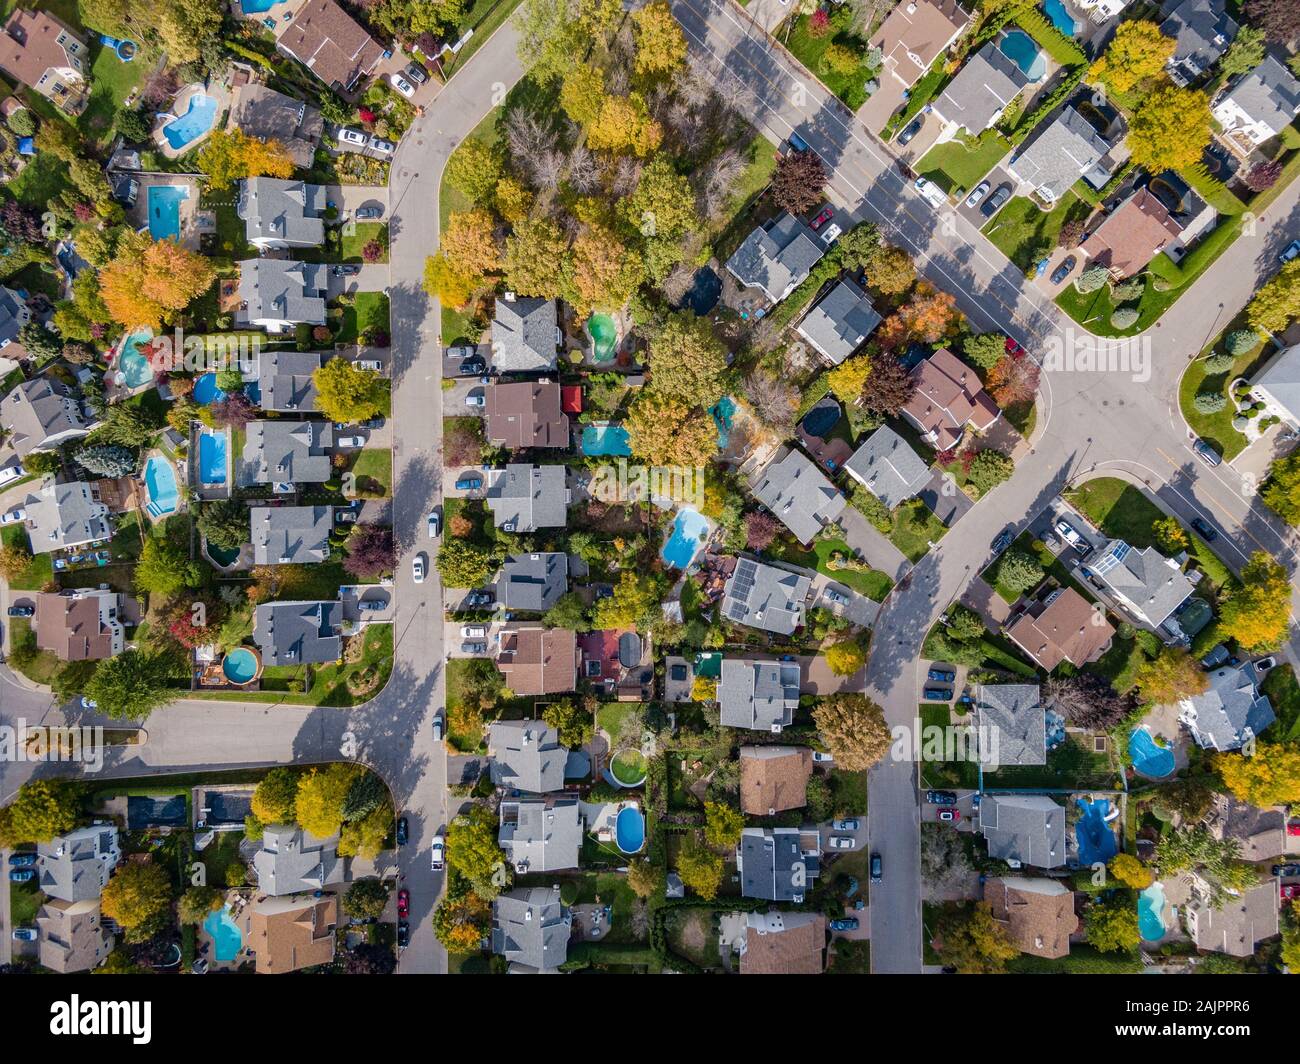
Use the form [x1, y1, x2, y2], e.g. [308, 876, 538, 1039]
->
[743, 368, 798, 434]
[505, 109, 560, 188]
[696, 146, 746, 219]
[712, 66, 757, 121]
[564, 142, 602, 195]
[611, 156, 643, 198]
[532, 149, 567, 194]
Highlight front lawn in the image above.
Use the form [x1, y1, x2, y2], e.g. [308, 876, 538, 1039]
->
[1177, 322, 1272, 462]
[1262, 664, 1300, 742]
[347, 446, 392, 498]
[334, 291, 390, 345]
[10, 875, 42, 926]
[256, 622, 393, 706]
[772, 535, 895, 601]
[781, 13, 877, 110]
[341, 222, 388, 264]
[916, 132, 1010, 197]
[982, 192, 1090, 274]
[980, 530, 1085, 604]
[2, 525, 53, 590]
[888, 499, 947, 562]
[917, 702, 979, 789]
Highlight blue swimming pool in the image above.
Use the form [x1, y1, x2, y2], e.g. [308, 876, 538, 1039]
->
[117, 329, 156, 389]
[1138, 883, 1168, 942]
[1075, 797, 1119, 867]
[615, 806, 645, 854]
[661, 507, 708, 570]
[203, 905, 244, 963]
[240, 0, 285, 12]
[193, 372, 226, 406]
[198, 430, 227, 485]
[163, 93, 218, 151]
[582, 423, 631, 456]
[1129, 728, 1175, 778]
[711, 396, 736, 449]
[222, 647, 258, 684]
[1000, 30, 1046, 80]
[147, 184, 189, 242]
[1043, 0, 1078, 36]
[143, 456, 178, 518]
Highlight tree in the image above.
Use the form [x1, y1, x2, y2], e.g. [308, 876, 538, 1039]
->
[543, 697, 594, 748]
[826, 353, 871, 403]
[444, 139, 503, 204]
[447, 805, 509, 900]
[1133, 646, 1207, 706]
[197, 499, 250, 552]
[114, 107, 152, 143]
[0, 542, 33, 582]
[341, 771, 387, 823]
[677, 841, 724, 900]
[590, 571, 663, 629]
[503, 215, 570, 298]
[646, 311, 728, 406]
[771, 149, 827, 215]
[986, 352, 1039, 408]
[862, 352, 916, 416]
[627, 858, 664, 899]
[251, 767, 300, 823]
[313, 357, 384, 424]
[820, 43, 862, 77]
[1085, 898, 1140, 953]
[1219, 24, 1266, 78]
[178, 885, 223, 925]
[344, 523, 395, 579]
[0, 780, 82, 847]
[1219, 551, 1291, 652]
[135, 533, 202, 600]
[101, 862, 171, 943]
[436, 538, 495, 588]
[744, 509, 780, 551]
[1154, 826, 1258, 906]
[625, 392, 716, 466]
[517, 0, 590, 84]
[340, 801, 394, 860]
[993, 548, 1044, 595]
[1089, 19, 1175, 94]
[1044, 673, 1135, 730]
[1265, 454, 1300, 524]
[433, 882, 491, 952]
[632, 1, 687, 76]
[1127, 87, 1212, 174]
[703, 801, 744, 849]
[963, 333, 1006, 370]
[824, 634, 868, 676]
[1152, 515, 1189, 553]
[966, 449, 1014, 496]
[563, 224, 645, 313]
[1217, 743, 1300, 807]
[935, 902, 1018, 974]
[292, 763, 360, 839]
[72, 444, 135, 477]
[836, 222, 881, 271]
[83, 651, 175, 720]
[586, 93, 663, 156]
[543, 592, 589, 631]
[1075, 263, 1110, 294]
[1247, 260, 1300, 335]
[1243, 0, 1300, 42]
[876, 287, 961, 348]
[1108, 852, 1153, 890]
[19, 321, 61, 363]
[812, 693, 890, 771]
[864, 244, 916, 295]
[560, 64, 606, 127]
[197, 129, 295, 190]
[99, 231, 216, 327]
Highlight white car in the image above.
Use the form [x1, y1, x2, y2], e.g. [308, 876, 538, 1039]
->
[428, 510, 440, 538]
[368, 136, 397, 156]
[819, 222, 842, 246]
[460, 624, 487, 638]
[964, 180, 991, 208]
[356, 360, 383, 372]
[829, 836, 856, 850]
[0, 507, 26, 524]
[430, 834, 445, 871]
[0, 464, 26, 486]
[412, 553, 426, 583]
[914, 176, 947, 209]
[335, 435, 364, 448]
[465, 394, 485, 408]
[1054, 518, 1087, 549]
[337, 127, 368, 149]
[389, 73, 416, 98]
[812, 751, 834, 764]
[80, 697, 97, 709]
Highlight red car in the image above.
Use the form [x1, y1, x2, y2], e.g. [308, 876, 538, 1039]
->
[397, 888, 410, 918]
[1004, 336, 1026, 357]
[938, 809, 961, 823]
[1282, 884, 1300, 900]
[1288, 819, 1300, 837]
[809, 206, 834, 231]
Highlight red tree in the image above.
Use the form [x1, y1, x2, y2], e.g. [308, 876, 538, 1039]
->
[986, 352, 1040, 407]
[745, 510, 780, 551]
[344, 524, 396, 579]
[771, 150, 827, 216]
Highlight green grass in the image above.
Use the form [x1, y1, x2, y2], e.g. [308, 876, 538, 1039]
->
[916, 132, 1010, 197]
[888, 498, 947, 562]
[781, 13, 876, 110]
[246, 623, 394, 707]
[982, 733, 1116, 789]
[348, 446, 392, 498]
[982, 192, 1090, 273]
[78, 40, 146, 147]
[341, 222, 388, 264]
[611, 749, 647, 784]
[10, 875, 42, 926]
[917, 702, 980, 789]
[1006, 944, 1142, 973]
[9, 151, 71, 208]
[981, 530, 1085, 605]
[1178, 326, 1272, 462]
[1262, 664, 1300, 742]
[772, 536, 895, 600]
[439, 0, 526, 78]
[2, 524, 53, 589]
[7, 618, 61, 684]
[335, 291, 391, 345]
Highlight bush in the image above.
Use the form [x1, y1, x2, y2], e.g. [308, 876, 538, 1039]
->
[1110, 307, 1140, 330]
[1203, 351, 1235, 373]
[1193, 391, 1228, 413]
[1075, 265, 1110, 293]
[6, 108, 35, 137]
[1225, 329, 1259, 356]
[1111, 278, 1143, 302]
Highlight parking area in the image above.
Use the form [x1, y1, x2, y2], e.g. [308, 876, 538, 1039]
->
[445, 377, 488, 413]
[894, 111, 943, 164]
[442, 343, 489, 378]
[956, 165, 1015, 227]
[324, 184, 388, 220]
[326, 264, 389, 299]
[444, 469, 489, 499]
[340, 583, 395, 626]
[444, 620, 502, 658]
[921, 788, 979, 833]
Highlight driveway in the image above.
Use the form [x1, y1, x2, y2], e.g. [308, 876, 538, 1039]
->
[327, 263, 390, 298]
[340, 583, 395, 626]
[954, 165, 1014, 227]
[443, 619, 501, 658]
[325, 183, 389, 220]
[839, 507, 910, 580]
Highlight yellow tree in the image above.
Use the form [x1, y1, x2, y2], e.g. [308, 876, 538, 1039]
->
[1108, 852, 1153, 890]
[624, 391, 716, 466]
[586, 93, 663, 156]
[197, 129, 294, 190]
[1247, 259, 1300, 335]
[101, 861, 172, 942]
[439, 208, 501, 280]
[632, 0, 688, 77]
[1216, 743, 1300, 808]
[812, 692, 890, 770]
[294, 763, 362, 838]
[826, 353, 871, 402]
[1219, 551, 1291, 652]
[423, 254, 479, 307]
[824, 635, 868, 676]
[1127, 87, 1212, 173]
[936, 902, 1019, 974]
[560, 64, 607, 127]
[1133, 646, 1207, 705]
[678, 842, 724, 899]
[504, 215, 571, 298]
[1089, 19, 1175, 93]
[100, 231, 216, 327]
[703, 801, 744, 849]
[564, 225, 645, 313]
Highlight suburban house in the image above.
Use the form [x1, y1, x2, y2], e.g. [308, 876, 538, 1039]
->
[719, 658, 801, 733]
[491, 886, 572, 973]
[1211, 55, 1300, 157]
[254, 349, 325, 412]
[494, 551, 569, 612]
[737, 827, 822, 902]
[252, 824, 344, 896]
[983, 877, 1078, 960]
[1006, 106, 1112, 204]
[36, 899, 113, 973]
[498, 796, 583, 873]
[237, 259, 329, 331]
[869, 0, 971, 91]
[843, 425, 931, 509]
[0, 285, 32, 359]
[722, 556, 813, 635]
[975, 683, 1045, 767]
[485, 380, 571, 450]
[1204, 794, 1286, 862]
[0, 377, 95, 456]
[980, 794, 1067, 869]
[795, 278, 882, 365]
[36, 825, 121, 903]
[1005, 586, 1115, 672]
[1185, 879, 1279, 957]
[738, 910, 827, 975]
[1249, 342, 1300, 428]
[488, 720, 570, 794]
[901, 347, 1001, 449]
[0, 9, 88, 115]
[228, 81, 324, 168]
[241, 419, 335, 487]
[238, 177, 327, 251]
[253, 599, 343, 667]
[1178, 660, 1275, 752]
[931, 42, 1029, 135]
[1160, 0, 1238, 87]
[578, 628, 652, 699]
[751, 446, 846, 545]
[491, 294, 560, 373]
[32, 587, 132, 661]
[725, 211, 825, 304]
[1079, 188, 1185, 279]
[250, 505, 332, 566]
[274, 0, 384, 95]
[739, 745, 813, 815]
[496, 624, 579, 696]
[20, 479, 112, 555]
[485, 464, 569, 532]
[1081, 539, 1195, 636]
[242, 894, 338, 974]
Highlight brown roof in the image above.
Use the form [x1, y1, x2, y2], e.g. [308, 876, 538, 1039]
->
[0, 10, 85, 93]
[901, 347, 1000, 449]
[497, 624, 578, 696]
[276, 0, 384, 92]
[739, 745, 813, 815]
[33, 590, 126, 661]
[870, 0, 971, 88]
[36, 898, 113, 973]
[1080, 189, 1184, 280]
[740, 911, 827, 974]
[246, 894, 338, 974]
[984, 878, 1077, 959]
[485, 380, 571, 450]
[1005, 587, 1114, 672]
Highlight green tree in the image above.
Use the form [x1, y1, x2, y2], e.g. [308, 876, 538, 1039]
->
[251, 767, 300, 823]
[1152, 515, 1189, 553]
[0, 779, 83, 847]
[993, 548, 1044, 596]
[967, 450, 1014, 496]
[503, 215, 570, 299]
[543, 592, 589, 631]
[935, 901, 1018, 973]
[646, 311, 728, 406]
[197, 499, 250, 552]
[134, 533, 202, 601]
[73, 444, 135, 477]
[963, 332, 1007, 369]
[1248, 260, 1300, 335]
[343, 877, 391, 920]
[447, 805, 510, 900]
[1218, 24, 1266, 78]
[703, 801, 744, 849]
[1085, 898, 1140, 953]
[177, 885, 223, 925]
[436, 538, 495, 588]
[1264, 454, 1300, 524]
[83, 651, 175, 720]
[101, 861, 172, 943]
[1133, 646, 1207, 704]
[313, 357, 384, 424]
[542, 697, 594, 748]
[677, 842, 724, 900]
[589, 571, 663, 629]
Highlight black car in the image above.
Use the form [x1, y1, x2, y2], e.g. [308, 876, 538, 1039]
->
[1050, 255, 1077, 285]
[926, 790, 958, 805]
[405, 61, 429, 85]
[1272, 863, 1300, 877]
[460, 357, 486, 376]
[897, 116, 923, 146]
[991, 528, 1013, 554]
[1190, 516, 1218, 542]
[869, 852, 882, 883]
[464, 590, 494, 608]
[927, 667, 956, 683]
[396, 817, 408, 846]
[6, 604, 34, 617]
[923, 687, 953, 701]
[397, 921, 410, 948]
[980, 184, 1011, 218]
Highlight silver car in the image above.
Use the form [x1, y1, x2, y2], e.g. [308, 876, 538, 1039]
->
[964, 180, 990, 208]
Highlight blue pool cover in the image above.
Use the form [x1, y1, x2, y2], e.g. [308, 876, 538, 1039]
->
[1129, 728, 1175, 778]
[615, 806, 645, 853]
[1074, 797, 1118, 866]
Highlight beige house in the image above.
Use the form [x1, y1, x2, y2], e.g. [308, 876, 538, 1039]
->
[0, 10, 88, 115]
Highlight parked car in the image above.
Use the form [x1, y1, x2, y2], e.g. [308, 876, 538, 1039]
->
[465, 393, 486, 407]
[938, 809, 961, 823]
[809, 206, 834, 230]
[455, 476, 482, 491]
[896, 116, 923, 145]
[786, 131, 811, 154]
[368, 135, 397, 156]
[964, 181, 990, 209]
[461, 641, 488, 654]
[428, 510, 440, 538]
[336, 509, 358, 524]
[980, 184, 1011, 218]
[1190, 516, 1217, 542]
[432, 711, 444, 742]
[331, 264, 361, 277]
[460, 624, 487, 638]
[923, 687, 953, 701]
[1050, 255, 1077, 285]
[869, 852, 882, 882]
[465, 590, 494, 607]
[405, 61, 429, 85]
[1192, 438, 1221, 467]
[0, 463, 26, 486]
[396, 817, 408, 845]
[337, 127, 367, 148]
[1272, 863, 1300, 877]
[991, 528, 1013, 553]
[819, 222, 842, 245]
[1289, 820, 1300, 838]
[1280, 239, 1300, 264]
[1054, 518, 1087, 549]
[828, 917, 859, 932]
[447, 343, 476, 360]
[11, 927, 36, 941]
[412, 553, 426, 584]
[829, 836, 856, 850]
[389, 73, 416, 98]
[824, 587, 847, 605]
[335, 435, 364, 448]
[80, 697, 97, 709]
[397, 889, 410, 917]
[356, 359, 383, 372]
[1255, 656, 1277, 671]
[832, 818, 860, 832]
[6, 604, 34, 617]
[0, 507, 26, 524]
[812, 751, 834, 764]
[8, 853, 36, 867]
[1282, 884, 1300, 900]
[397, 921, 410, 948]
[914, 176, 946, 209]
[8, 869, 34, 883]
[926, 790, 958, 805]
[430, 834, 445, 870]
[358, 599, 385, 613]
[460, 357, 486, 375]
[354, 204, 384, 220]
[927, 667, 956, 683]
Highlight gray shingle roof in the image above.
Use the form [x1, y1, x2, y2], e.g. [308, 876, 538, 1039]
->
[1221, 55, 1300, 136]
[719, 658, 801, 731]
[725, 211, 825, 303]
[488, 720, 569, 794]
[493, 551, 569, 612]
[0, 284, 28, 348]
[36, 825, 120, 903]
[738, 827, 820, 901]
[229, 83, 323, 168]
[0, 377, 92, 457]
[238, 259, 328, 325]
[250, 505, 331, 565]
[490, 296, 558, 373]
[491, 886, 571, 971]
[979, 794, 1067, 868]
[23, 479, 111, 554]
[1007, 106, 1111, 202]
[1160, 0, 1237, 84]
[242, 419, 334, 485]
[1252, 342, 1300, 423]
[722, 556, 812, 635]
[238, 177, 327, 247]
[1180, 661, 1275, 752]
[751, 447, 846, 546]
[253, 599, 342, 666]
[1189, 879, 1279, 957]
[256, 349, 324, 412]
[843, 425, 931, 509]
[976, 683, 1045, 766]
[795, 278, 881, 364]
[498, 797, 582, 873]
[1087, 539, 1194, 628]
[252, 824, 344, 896]
[934, 41, 1029, 133]
[486, 464, 568, 531]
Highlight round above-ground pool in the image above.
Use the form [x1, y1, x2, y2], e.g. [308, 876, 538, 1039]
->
[615, 805, 645, 854]
[800, 400, 841, 439]
[222, 647, 260, 685]
[610, 750, 647, 786]
[999, 30, 1045, 80]
[1129, 727, 1175, 778]
[1138, 882, 1168, 942]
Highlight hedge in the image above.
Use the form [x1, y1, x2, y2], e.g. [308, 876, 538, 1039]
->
[1014, 8, 1087, 68]
[1181, 163, 1247, 217]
